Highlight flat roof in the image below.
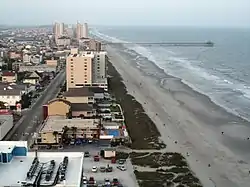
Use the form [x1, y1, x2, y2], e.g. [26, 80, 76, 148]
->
[64, 87, 94, 97]
[41, 115, 100, 132]
[0, 152, 83, 187]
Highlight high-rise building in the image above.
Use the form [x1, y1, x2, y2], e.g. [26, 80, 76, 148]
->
[83, 23, 88, 38]
[76, 22, 84, 40]
[66, 51, 94, 90]
[66, 50, 107, 91]
[54, 22, 64, 40]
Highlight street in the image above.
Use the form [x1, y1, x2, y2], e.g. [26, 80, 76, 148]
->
[4, 70, 65, 141]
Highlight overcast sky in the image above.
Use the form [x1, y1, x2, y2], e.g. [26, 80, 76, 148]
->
[0, 0, 249, 27]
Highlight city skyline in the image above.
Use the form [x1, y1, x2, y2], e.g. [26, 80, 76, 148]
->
[0, 0, 249, 28]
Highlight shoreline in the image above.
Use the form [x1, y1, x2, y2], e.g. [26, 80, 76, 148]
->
[106, 45, 250, 187]
[107, 59, 203, 187]
[124, 47, 249, 124]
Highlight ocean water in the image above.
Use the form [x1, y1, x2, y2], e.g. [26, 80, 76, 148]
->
[91, 26, 250, 121]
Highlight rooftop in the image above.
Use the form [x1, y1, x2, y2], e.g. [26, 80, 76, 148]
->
[0, 151, 83, 187]
[2, 71, 15, 77]
[64, 87, 94, 97]
[68, 52, 94, 58]
[71, 103, 94, 111]
[0, 89, 21, 96]
[40, 115, 100, 133]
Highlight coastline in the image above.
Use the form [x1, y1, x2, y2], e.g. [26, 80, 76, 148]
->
[106, 45, 250, 187]
[108, 58, 202, 187]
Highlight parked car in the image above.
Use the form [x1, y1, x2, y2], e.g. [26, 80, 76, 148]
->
[88, 177, 96, 185]
[118, 159, 126, 165]
[112, 178, 119, 186]
[100, 166, 106, 172]
[82, 176, 87, 184]
[92, 166, 98, 173]
[84, 151, 90, 157]
[106, 166, 113, 172]
[117, 165, 126, 171]
[104, 178, 111, 185]
[94, 155, 100, 162]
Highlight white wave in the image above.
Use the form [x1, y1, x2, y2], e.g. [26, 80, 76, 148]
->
[92, 28, 250, 119]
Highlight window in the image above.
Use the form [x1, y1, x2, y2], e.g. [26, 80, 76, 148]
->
[71, 78, 74, 80]
[75, 84, 84, 86]
[71, 68, 73, 71]
[84, 68, 87, 70]
[84, 81, 87, 83]
[71, 74, 74, 77]
[71, 59, 73, 61]
[84, 75, 87, 77]
[7, 96, 10, 99]
[84, 59, 87, 61]
[71, 65, 74, 67]
[84, 65, 87, 67]
[71, 81, 74, 83]
[97, 67, 100, 69]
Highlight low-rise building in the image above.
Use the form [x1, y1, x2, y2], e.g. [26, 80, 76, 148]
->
[45, 59, 58, 67]
[19, 64, 57, 73]
[38, 115, 100, 144]
[0, 82, 30, 95]
[47, 98, 71, 117]
[64, 87, 94, 104]
[0, 89, 22, 107]
[0, 141, 83, 187]
[1, 71, 17, 83]
[56, 36, 71, 46]
[23, 71, 42, 85]
[46, 98, 96, 118]
[71, 103, 96, 117]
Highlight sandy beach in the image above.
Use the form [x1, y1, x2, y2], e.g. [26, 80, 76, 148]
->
[106, 45, 250, 187]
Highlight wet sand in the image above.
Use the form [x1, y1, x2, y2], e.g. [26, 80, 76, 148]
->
[106, 45, 250, 187]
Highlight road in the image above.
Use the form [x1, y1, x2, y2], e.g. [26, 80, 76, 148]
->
[5, 70, 65, 141]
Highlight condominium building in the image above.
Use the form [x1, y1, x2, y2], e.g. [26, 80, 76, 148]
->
[66, 52, 94, 90]
[54, 22, 65, 40]
[83, 23, 88, 38]
[66, 50, 107, 90]
[76, 22, 84, 41]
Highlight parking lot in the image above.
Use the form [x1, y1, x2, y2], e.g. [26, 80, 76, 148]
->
[82, 147, 139, 187]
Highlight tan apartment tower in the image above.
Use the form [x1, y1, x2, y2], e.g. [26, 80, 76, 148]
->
[76, 22, 84, 40]
[66, 51, 94, 90]
[54, 22, 64, 40]
[83, 23, 88, 38]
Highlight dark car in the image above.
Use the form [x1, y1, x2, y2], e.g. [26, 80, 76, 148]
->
[106, 166, 113, 172]
[118, 159, 126, 165]
[112, 178, 119, 186]
[88, 176, 95, 184]
[94, 155, 100, 161]
[84, 151, 90, 157]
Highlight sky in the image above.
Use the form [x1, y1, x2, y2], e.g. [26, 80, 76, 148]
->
[0, 0, 249, 27]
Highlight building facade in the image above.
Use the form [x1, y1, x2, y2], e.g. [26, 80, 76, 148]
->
[66, 51, 107, 90]
[66, 52, 94, 90]
[76, 22, 84, 41]
[56, 36, 71, 46]
[54, 22, 65, 41]
[1, 72, 17, 83]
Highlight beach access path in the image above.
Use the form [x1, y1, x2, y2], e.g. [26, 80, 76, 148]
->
[106, 45, 250, 187]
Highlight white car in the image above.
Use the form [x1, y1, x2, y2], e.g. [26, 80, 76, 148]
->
[82, 176, 87, 184]
[117, 165, 126, 171]
[92, 166, 98, 172]
[104, 178, 111, 185]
